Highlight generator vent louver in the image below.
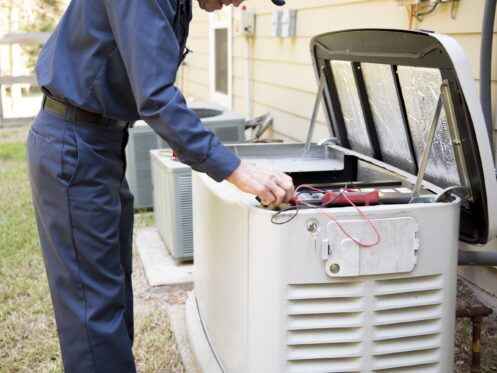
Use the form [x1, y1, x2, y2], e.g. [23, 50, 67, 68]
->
[373, 363, 440, 373]
[371, 274, 444, 371]
[287, 281, 364, 372]
[286, 275, 444, 372]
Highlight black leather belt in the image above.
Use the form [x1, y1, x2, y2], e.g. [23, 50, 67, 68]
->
[43, 95, 133, 129]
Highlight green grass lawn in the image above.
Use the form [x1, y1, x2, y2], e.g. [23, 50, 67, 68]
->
[0, 127, 62, 372]
[0, 126, 183, 372]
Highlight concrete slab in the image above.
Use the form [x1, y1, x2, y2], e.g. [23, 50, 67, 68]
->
[136, 227, 193, 287]
[168, 303, 201, 373]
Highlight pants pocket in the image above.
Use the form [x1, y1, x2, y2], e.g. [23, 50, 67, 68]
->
[29, 126, 54, 144]
[61, 124, 79, 186]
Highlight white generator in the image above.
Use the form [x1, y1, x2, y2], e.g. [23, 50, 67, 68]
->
[186, 29, 497, 373]
[126, 101, 245, 209]
[151, 149, 194, 260]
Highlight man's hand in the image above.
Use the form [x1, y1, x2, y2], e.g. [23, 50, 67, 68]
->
[197, 0, 245, 12]
[226, 161, 294, 206]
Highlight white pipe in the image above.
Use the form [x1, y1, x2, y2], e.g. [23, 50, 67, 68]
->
[244, 36, 251, 120]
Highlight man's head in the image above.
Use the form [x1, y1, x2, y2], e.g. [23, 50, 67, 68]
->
[197, 0, 284, 12]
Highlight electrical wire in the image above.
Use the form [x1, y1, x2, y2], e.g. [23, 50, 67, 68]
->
[270, 184, 381, 248]
[451, 0, 460, 19]
[415, 2, 439, 18]
[316, 193, 381, 248]
[270, 184, 344, 225]
[411, 1, 448, 24]
[270, 205, 300, 225]
[409, 5, 414, 30]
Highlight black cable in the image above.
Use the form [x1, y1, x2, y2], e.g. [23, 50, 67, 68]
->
[418, 3, 439, 16]
[414, 2, 439, 21]
[270, 204, 300, 225]
[270, 182, 351, 225]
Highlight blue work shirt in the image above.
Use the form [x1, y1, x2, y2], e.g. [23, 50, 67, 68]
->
[36, 0, 241, 182]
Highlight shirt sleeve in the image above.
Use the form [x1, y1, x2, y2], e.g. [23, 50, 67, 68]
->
[102, 0, 240, 182]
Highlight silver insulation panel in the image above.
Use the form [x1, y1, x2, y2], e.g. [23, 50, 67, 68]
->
[361, 63, 416, 174]
[331, 61, 373, 156]
[397, 66, 461, 188]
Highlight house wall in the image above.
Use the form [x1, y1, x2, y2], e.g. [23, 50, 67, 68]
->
[181, 0, 497, 150]
[180, 0, 497, 305]
[178, 5, 210, 103]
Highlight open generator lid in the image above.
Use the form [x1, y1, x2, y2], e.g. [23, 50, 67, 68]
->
[310, 29, 497, 245]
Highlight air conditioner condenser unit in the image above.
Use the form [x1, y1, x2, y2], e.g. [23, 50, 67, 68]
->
[126, 121, 166, 210]
[151, 149, 194, 260]
[186, 29, 497, 373]
[126, 101, 245, 209]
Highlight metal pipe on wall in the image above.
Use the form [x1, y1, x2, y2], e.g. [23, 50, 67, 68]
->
[480, 0, 497, 159]
[456, 304, 493, 373]
[458, 250, 497, 266]
[245, 36, 252, 120]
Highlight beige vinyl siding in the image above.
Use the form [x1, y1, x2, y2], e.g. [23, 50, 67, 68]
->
[177, 6, 209, 100]
[231, 0, 407, 140]
[180, 0, 497, 156]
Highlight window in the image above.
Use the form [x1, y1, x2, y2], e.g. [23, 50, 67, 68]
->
[209, 7, 232, 108]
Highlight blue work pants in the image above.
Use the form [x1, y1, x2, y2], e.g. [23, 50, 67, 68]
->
[27, 109, 136, 372]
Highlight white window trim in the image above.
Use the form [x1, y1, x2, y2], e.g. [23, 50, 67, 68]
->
[208, 8, 233, 109]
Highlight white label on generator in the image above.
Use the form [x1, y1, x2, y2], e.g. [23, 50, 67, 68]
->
[325, 217, 418, 277]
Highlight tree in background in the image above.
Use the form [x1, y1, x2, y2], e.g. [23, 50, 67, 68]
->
[0, 0, 67, 73]
[22, 0, 66, 33]
[0, 0, 66, 119]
